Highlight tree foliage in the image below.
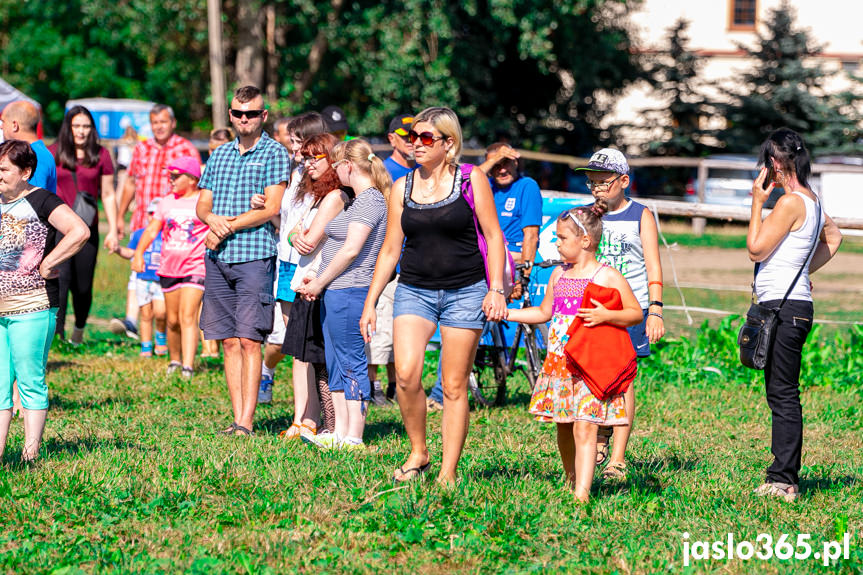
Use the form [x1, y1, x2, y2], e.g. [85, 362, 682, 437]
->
[718, 2, 862, 155]
[637, 19, 715, 157]
[0, 0, 210, 134]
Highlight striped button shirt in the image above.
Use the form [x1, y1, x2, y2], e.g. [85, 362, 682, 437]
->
[128, 135, 201, 230]
[198, 132, 290, 263]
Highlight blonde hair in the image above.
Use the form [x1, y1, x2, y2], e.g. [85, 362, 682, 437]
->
[333, 138, 392, 200]
[412, 106, 462, 165]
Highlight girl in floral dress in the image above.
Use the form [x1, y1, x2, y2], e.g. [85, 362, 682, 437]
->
[506, 199, 643, 501]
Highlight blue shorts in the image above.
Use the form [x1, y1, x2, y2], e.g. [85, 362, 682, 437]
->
[276, 260, 298, 303]
[200, 256, 276, 342]
[322, 287, 370, 401]
[0, 308, 56, 410]
[393, 280, 486, 330]
[627, 308, 650, 358]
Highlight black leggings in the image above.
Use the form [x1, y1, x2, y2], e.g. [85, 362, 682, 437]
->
[55, 225, 99, 335]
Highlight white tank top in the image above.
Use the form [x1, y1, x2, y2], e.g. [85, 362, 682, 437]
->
[278, 168, 309, 264]
[755, 192, 823, 303]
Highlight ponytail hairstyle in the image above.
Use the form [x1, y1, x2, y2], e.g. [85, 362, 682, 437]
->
[334, 138, 392, 200]
[297, 133, 340, 203]
[557, 198, 608, 248]
[758, 127, 812, 191]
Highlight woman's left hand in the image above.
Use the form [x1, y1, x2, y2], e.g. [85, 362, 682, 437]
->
[577, 299, 610, 327]
[103, 231, 119, 253]
[39, 261, 58, 280]
[482, 291, 507, 322]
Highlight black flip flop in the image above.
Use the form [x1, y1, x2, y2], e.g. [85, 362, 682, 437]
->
[393, 461, 431, 483]
[217, 422, 238, 435]
[233, 425, 255, 436]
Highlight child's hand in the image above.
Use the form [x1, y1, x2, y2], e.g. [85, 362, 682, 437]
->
[250, 194, 267, 209]
[130, 253, 145, 273]
[577, 299, 610, 327]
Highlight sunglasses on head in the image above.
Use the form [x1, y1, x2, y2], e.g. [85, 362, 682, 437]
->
[229, 108, 266, 119]
[408, 130, 444, 146]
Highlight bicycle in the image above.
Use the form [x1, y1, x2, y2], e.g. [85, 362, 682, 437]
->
[468, 259, 561, 407]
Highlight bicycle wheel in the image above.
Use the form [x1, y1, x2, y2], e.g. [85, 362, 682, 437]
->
[469, 352, 507, 406]
[469, 325, 508, 406]
[523, 323, 549, 391]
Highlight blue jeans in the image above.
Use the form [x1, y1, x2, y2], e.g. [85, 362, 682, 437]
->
[322, 287, 370, 401]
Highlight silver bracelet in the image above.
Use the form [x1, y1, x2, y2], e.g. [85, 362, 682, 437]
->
[488, 288, 505, 295]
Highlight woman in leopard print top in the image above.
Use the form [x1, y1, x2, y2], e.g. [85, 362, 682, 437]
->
[0, 140, 90, 464]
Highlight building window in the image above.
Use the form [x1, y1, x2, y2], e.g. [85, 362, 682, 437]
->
[729, 0, 757, 30]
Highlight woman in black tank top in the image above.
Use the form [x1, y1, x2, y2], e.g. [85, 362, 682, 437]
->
[360, 107, 507, 485]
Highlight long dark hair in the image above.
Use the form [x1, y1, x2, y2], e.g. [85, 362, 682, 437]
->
[55, 106, 102, 170]
[758, 128, 812, 191]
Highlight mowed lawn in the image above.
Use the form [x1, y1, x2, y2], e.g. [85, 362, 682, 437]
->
[1, 237, 861, 574]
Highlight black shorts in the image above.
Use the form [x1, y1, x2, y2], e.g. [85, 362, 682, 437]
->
[159, 275, 206, 293]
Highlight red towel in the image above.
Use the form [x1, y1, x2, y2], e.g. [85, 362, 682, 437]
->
[563, 282, 638, 401]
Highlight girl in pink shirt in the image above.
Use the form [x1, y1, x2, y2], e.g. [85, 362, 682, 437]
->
[132, 156, 209, 378]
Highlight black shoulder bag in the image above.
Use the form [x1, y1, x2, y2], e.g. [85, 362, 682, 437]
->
[738, 206, 821, 370]
[70, 170, 98, 227]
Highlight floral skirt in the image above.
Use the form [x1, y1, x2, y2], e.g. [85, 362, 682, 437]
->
[528, 352, 629, 424]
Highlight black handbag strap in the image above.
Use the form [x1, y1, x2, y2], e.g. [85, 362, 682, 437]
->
[753, 198, 822, 309]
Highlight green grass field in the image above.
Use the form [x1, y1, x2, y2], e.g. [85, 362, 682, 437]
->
[1, 233, 861, 574]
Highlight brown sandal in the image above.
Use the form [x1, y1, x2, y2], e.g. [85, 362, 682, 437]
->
[601, 462, 627, 480]
[596, 427, 613, 466]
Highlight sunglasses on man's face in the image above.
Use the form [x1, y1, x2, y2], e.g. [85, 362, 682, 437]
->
[229, 108, 266, 119]
[408, 130, 444, 146]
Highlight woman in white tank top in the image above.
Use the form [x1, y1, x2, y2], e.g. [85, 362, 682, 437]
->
[746, 128, 842, 502]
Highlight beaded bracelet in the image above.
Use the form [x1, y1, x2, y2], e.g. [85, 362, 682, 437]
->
[648, 312, 663, 320]
[648, 281, 663, 287]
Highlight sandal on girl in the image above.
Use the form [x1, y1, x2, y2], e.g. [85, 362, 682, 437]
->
[601, 462, 627, 481]
[596, 426, 613, 466]
[278, 422, 302, 439]
[299, 423, 318, 439]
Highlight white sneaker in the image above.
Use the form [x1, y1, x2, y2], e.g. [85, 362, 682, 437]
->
[339, 437, 366, 451]
[303, 430, 341, 449]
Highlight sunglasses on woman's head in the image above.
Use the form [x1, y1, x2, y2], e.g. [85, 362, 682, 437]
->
[408, 130, 444, 146]
[229, 108, 266, 119]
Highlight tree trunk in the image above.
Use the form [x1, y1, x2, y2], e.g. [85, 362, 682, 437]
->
[235, 0, 265, 88]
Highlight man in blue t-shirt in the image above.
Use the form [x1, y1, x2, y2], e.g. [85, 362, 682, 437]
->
[1, 101, 57, 193]
[478, 142, 542, 278]
[383, 113, 416, 184]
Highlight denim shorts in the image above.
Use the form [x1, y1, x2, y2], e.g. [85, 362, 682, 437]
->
[393, 279, 486, 330]
[200, 256, 275, 341]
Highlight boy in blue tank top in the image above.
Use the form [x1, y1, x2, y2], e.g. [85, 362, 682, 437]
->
[576, 148, 666, 480]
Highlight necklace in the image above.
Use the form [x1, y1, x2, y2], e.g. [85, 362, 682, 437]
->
[417, 174, 440, 199]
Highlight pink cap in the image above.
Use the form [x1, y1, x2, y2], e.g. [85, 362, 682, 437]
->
[166, 156, 201, 179]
